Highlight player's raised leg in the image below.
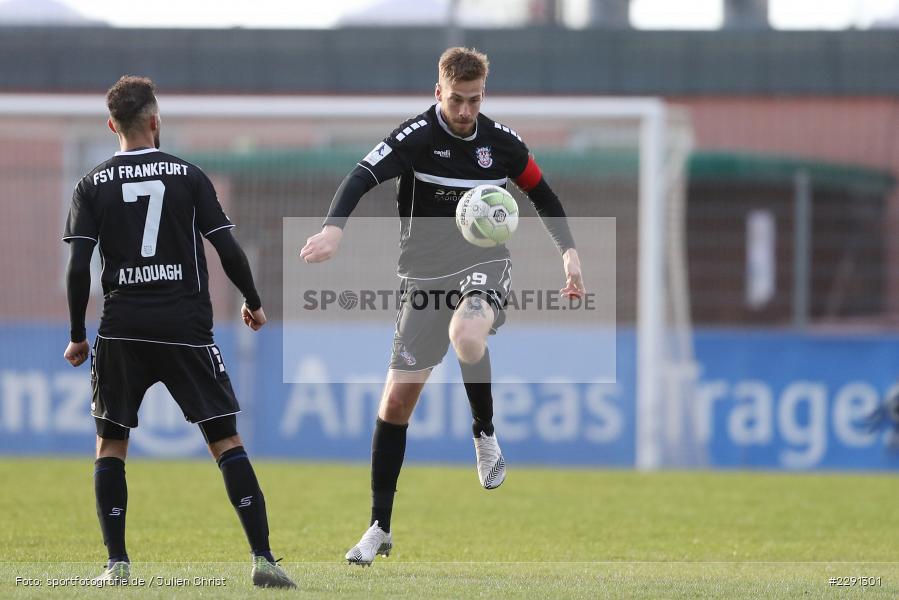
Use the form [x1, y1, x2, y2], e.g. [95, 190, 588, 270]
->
[450, 295, 506, 489]
[450, 294, 493, 365]
[93, 424, 131, 584]
[346, 369, 430, 566]
[202, 418, 296, 589]
[459, 347, 494, 436]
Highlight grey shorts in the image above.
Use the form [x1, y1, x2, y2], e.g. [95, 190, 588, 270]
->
[389, 259, 511, 371]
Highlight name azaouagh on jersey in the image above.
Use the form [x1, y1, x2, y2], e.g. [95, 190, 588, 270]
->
[118, 263, 183, 285]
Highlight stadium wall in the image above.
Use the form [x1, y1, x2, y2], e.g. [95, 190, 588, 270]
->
[2, 27, 896, 95]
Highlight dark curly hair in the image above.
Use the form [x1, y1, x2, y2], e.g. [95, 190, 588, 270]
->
[105, 75, 158, 135]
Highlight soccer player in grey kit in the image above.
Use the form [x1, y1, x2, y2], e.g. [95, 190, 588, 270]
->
[301, 48, 586, 565]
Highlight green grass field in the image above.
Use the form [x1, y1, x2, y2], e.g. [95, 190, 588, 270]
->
[1, 458, 896, 598]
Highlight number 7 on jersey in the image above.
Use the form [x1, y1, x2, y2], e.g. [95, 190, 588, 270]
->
[122, 180, 166, 257]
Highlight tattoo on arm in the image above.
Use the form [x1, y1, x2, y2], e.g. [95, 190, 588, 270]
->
[461, 295, 486, 320]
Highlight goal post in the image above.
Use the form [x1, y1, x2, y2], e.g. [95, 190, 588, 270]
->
[0, 94, 697, 469]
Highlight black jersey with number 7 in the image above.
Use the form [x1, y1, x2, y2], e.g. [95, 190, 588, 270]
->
[62, 148, 233, 345]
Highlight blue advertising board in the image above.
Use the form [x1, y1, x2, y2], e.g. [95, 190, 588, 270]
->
[696, 330, 899, 470]
[1, 324, 897, 470]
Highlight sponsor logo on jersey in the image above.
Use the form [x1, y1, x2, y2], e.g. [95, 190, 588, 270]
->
[476, 146, 493, 168]
[433, 188, 465, 202]
[433, 149, 451, 158]
[363, 142, 392, 166]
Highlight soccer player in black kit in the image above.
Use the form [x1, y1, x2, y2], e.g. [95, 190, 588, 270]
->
[300, 48, 586, 565]
[62, 76, 295, 588]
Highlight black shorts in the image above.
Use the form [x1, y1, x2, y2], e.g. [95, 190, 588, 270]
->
[91, 336, 240, 431]
[389, 259, 512, 372]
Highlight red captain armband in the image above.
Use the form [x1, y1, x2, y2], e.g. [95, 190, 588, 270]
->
[514, 156, 542, 192]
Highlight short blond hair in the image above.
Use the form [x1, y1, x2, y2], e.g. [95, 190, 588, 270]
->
[438, 47, 489, 84]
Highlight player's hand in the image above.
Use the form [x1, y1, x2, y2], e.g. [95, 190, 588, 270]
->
[300, 225, 343, 263]
[242, 304, 266, 331]
[560, 248, 586, 299]
[64, 340, 90, 367]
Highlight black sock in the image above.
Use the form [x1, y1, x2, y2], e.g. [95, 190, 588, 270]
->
[460, 347, 495, 437]
[217, 446, 272, 561]
[94, 457, 128, 564]
[370, 418, 408, 533]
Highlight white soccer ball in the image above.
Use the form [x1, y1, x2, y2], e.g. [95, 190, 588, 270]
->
[455, 184, 519, 248]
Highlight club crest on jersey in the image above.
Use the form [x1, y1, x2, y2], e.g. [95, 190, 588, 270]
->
[476, 146, 493, 168]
